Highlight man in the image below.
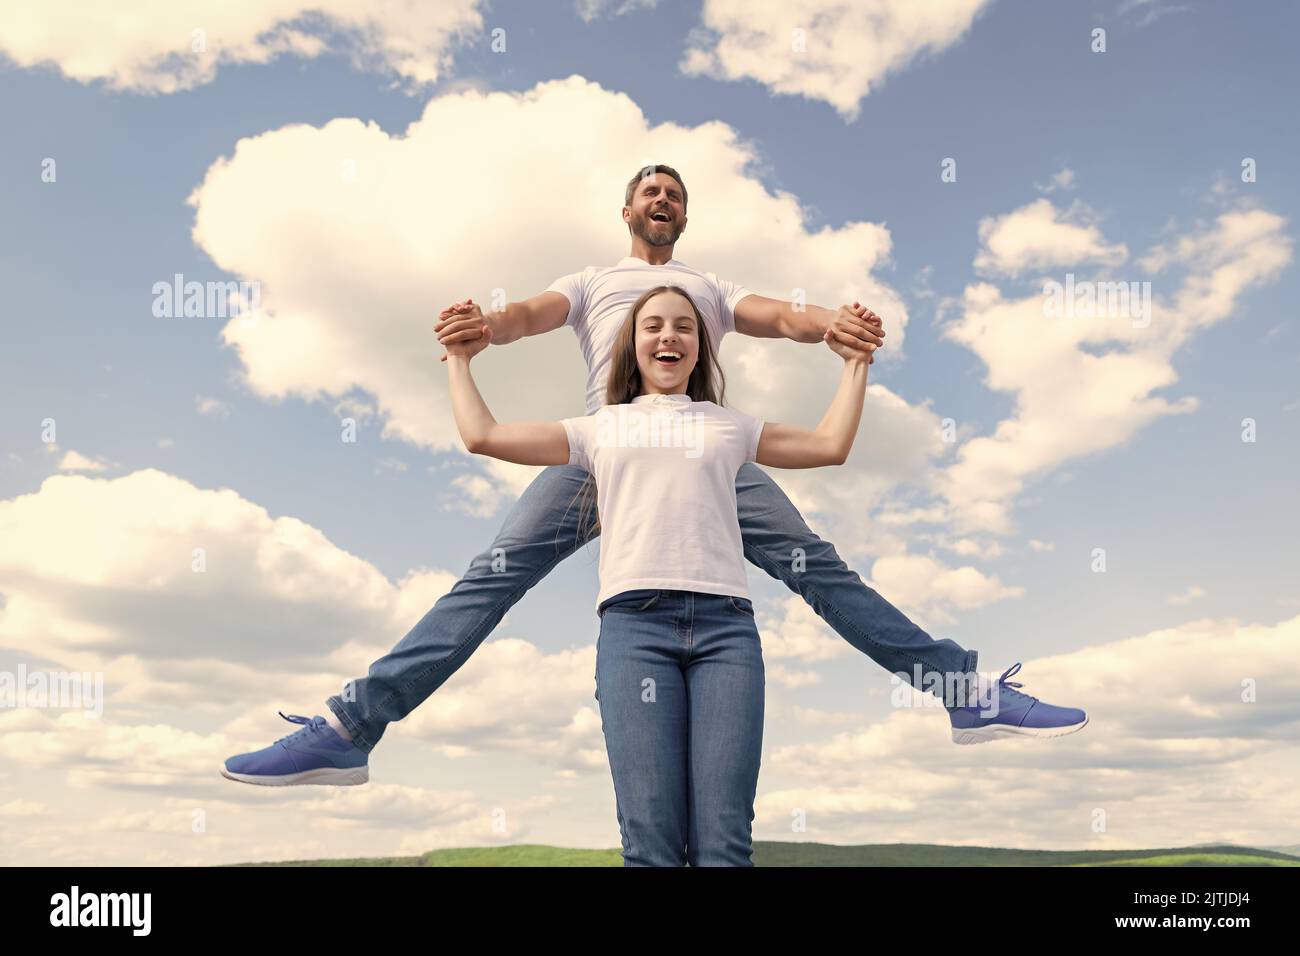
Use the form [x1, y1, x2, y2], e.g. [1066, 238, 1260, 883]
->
[222, 165, 1086, 787]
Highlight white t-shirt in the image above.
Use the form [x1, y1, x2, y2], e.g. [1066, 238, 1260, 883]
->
[546, 257, 753, 415]
[561, 394, 765, 610]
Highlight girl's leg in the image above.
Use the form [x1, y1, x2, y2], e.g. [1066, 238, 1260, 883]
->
[594, 589, 689, 867]
[684, 592, 765, 867]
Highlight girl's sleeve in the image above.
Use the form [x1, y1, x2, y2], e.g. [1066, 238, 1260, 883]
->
[733, 409, 764, 464]
[560, 414, 594, 471]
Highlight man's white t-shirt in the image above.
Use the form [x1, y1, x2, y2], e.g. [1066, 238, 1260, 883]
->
[561, 393, 765, 610]
[546, 256, 753, 415]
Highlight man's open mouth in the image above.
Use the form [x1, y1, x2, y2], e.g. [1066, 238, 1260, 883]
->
[654, 350, 683, 365]
[650, 211, 672, 223]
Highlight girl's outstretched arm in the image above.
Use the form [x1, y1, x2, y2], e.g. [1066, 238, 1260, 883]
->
[445, 328, 571, 466]
[754, 330, 873, 469]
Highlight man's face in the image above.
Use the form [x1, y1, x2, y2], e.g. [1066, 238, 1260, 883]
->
[635, 291, 699, 392]
[623, 173, 687, 247]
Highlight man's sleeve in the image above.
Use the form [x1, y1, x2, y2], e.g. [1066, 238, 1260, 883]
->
[545, 268, 591, 330]
[714, 274, 754, 335]
[560, 415, 593, 471]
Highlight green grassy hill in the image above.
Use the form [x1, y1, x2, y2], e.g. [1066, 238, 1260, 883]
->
[230, 842, 1300, 867]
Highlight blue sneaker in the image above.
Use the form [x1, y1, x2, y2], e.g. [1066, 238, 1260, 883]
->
[947, 663, 1088, 745]
[222, 712, 369, 786]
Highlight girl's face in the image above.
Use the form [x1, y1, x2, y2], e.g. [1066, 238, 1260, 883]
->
[634, 291, 700, 394]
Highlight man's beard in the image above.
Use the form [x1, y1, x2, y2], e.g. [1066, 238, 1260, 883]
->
[632, 212, 683, 247]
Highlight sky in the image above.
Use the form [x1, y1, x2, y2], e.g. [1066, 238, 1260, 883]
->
[1, 0, 1298, 866]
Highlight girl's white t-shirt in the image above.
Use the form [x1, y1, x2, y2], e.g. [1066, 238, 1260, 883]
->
[561, 393, 765, 610]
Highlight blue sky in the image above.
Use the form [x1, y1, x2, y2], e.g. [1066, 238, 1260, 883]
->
[1, 0, 1297, 864]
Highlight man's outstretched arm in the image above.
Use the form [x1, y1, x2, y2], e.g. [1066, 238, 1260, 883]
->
[435, 291, 569, 359]
[734, 293, 884, 360]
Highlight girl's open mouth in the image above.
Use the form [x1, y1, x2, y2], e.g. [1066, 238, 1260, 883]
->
[654, 350, 682, 365]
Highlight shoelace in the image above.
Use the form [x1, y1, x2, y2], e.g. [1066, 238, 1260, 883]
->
[272, 711, 329, 747]
[991, 662, 1035, 705]
[962, 662, 1034, 708]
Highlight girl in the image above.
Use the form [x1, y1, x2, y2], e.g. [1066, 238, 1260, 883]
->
[445, 284, 872, 866]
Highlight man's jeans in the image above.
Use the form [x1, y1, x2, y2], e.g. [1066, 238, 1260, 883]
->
[327, 463, 978, 752]
[595, 588, 763, 867]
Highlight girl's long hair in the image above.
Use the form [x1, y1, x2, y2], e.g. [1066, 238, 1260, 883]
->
[568, 284, 728, 547]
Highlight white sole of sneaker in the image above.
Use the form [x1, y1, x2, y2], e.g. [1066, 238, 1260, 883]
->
[951, 715, 1089, 745]
[220, 765, 369, 786]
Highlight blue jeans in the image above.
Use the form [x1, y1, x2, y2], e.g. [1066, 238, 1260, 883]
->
[595, 588, 763, 867]
[327, 463, 977, 751]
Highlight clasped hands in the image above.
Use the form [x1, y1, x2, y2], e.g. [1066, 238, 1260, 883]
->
[434, 298, 884, 364]
[826, 302, 884, 365]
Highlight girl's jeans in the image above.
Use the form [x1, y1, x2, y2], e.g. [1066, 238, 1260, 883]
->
[595, 588, 763, 867]
[327, 463, 978, 752]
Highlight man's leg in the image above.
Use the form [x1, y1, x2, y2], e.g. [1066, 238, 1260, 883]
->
[326, 464, 598, 752]
[734, 462, 977, 705]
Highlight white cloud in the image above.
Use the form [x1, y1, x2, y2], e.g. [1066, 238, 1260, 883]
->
[938, 537, 1004, 559]
[680, 0, 992, 120]
[0, 708, 524, 864]
[767, 664, 824, 689]
[1167, 585, 1206, 606]
[0, 799, 48, 817]
[1035, 167, 1076, 195]
[0, 0, 484, 93]
[395, 638, 607, 771]
[865, 552, 1022, 628]
[195, 395, 230, 418]
[0, 469, 431, 674]
[754, 613, 1300, 849]
[783, 704, 862, 727]
[333, 395, 378, 421]
[875, 505, 950, 528]
[758, 596, 852, 664]
[445, 473, 509, 519]
[973, 198, 1128, 278]
[55, 449, 111, 473]
[936, 204, 1291, 534]
[1117, 0, 1191, 29]
[1138, 208, 1288, 284]
[575, 0, 659, 21]
[0, 708, 226, 787]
